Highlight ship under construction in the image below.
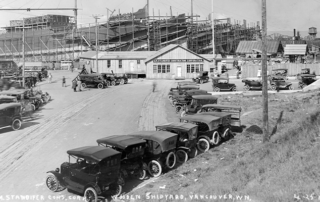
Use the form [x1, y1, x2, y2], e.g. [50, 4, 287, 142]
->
[0, 4, 261, 63]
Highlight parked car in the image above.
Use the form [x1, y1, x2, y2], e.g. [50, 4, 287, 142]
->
[113, 73, 128, 85]
[212, 77, 237, 92]
[199, 104, 242, 127]
[0, 103, 22, 131]
[269, 77, 293, 91]
[46, 146, 122, 201]
[129, 131, 178, 177]
[242, 78, 263, 91]
[179, 114, 230, 152]
[0, 89, 38, 111]
[168, 85, 200, 100]
[179, 95, 218, 115]
[192, 71, 209, 84]
[177, 81, 197, 88]
[301, 68, 310, 75]
[0, 95, 18, 104]
[96, 135, 148, 185]
[79, 73, 109, 89]
[297, 74, 317, 89]
[270, 68, 288, 79]
[171, 89, 210, 107]
[156, 122, 198, 162]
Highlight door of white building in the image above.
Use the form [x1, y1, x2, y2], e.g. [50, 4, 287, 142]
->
[176, 66, 182, 77]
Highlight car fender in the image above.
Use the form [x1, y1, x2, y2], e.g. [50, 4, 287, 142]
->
[46, 171, 66, 187]
[84, 183, 102, 195]
[177, 146, 191, 152]
[197, 135, 211, 143]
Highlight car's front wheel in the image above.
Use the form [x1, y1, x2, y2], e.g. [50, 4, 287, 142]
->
[176, 150, 188, 164]
[197, 138, 210, 153]
[46, 173, 65, 192]
[213, 87, 220, 92]
[243, 85, 250, 91]
[110, 184, 122, 198]
[200, 79, 204, 84]
[231, 86, 237, 91]
[81, 83, 87, 88]
[84, 187, 97, 202]
[188, 147, 198, 158]
[148, 160, 162, 177]
[111, 81, 116, 86]
[120, 79, 125, 85]
[134, 169, 147, 180]
[211, 131, 221, 145]
[12, 119, 22, 131]
[165, 152, 176, 169]
[97, 83, 104, 89]
[289, 85, 294, 90]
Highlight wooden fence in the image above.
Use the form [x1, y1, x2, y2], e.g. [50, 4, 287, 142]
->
[241, 64, 320, 78]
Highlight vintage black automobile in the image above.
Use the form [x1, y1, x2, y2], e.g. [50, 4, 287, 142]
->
[179, 95, 218, 115]
[113, 73, 128, 85]
[171, 89, 210, 107]
[242, 77, 263, 91]
[212, 77, 237, 92]
[101, 73, 117, 86]
[270, 68, 288, 79]
[0, 103, 22, 131]
[199, 104, 242, 127]
[269, 77, 293, 91]
[79, 74, 109, 89]
[0, 89, 39, 111]
[156, 122, 198, 163]
[192, 71, 209, 84]
[46, 146, 122, 201]
[179, 114, 231, 152]
[96, 135, 147, 185]
[129, 131, 178, 177]
[301, 68, 310, 74]
[297, 74, 317, 89]
[168, 85, 200, 100]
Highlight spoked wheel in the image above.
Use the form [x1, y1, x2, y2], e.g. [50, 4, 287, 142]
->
[212, 131, 221, 145]
[81, 83, 87, 88]
[124, 79, 128, 84]
[175, 106, 182, 113]
[197, 138, 210, 153]
[168, 95, 173, 101]
[176, 150, 188, 164]
[120, 79, 125, 85]
[213, 87, 220, 92]
[117, 173, 125, 186]
[97, 83, 104, 89]
[46, 173, 65, 192]
[221, 128, 230, 139]
[271, 85, 277, 91]
[110, 184, 122, 198]
[289, 85, 294, 90]
[200, 80, 204, 84]
[84, 187, 98, 202]
[188, 147, 198, 158]
[231, 86, 237, 91]
[11, 119, 22, 131]
[111, 81, 116, 86]
[148, 160, 162, 177]
[180, 111, 187, 117]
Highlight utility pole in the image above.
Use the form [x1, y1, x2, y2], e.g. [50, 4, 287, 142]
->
[262, 0, 269, 142]
[211, 0, 215, 58]
[22, 18, 25, 88]
[106, 8, 115, 53]
[93, 15, 101, 73]
[74, 0, 77, 29]
[170, 6, 172, 17]
[191, 0, 193, 25]
[147, 0, 150, 51]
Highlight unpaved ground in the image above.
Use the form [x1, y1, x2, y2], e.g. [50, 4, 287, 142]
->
[0, 70, 175, 201]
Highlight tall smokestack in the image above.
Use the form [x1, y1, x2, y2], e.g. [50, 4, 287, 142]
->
[294, 29, 296, 37]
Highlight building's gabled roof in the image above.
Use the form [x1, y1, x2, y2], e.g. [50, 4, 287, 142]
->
[145, 44, 211, 63]
[79, 51, 156, 60]
[284, 44, 307, 55]
[236, 40, 281, 54]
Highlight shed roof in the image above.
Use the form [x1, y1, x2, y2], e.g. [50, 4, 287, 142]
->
[79, 51, 156, 60]
[236, 41, 280, 54]
[145, 44, 211, 63]
[284, 44, 307, 55]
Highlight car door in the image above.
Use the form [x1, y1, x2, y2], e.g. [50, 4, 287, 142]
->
[0, 109, 6, 128]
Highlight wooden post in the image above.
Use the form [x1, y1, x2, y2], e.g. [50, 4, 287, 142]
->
[262, 0, 269, 142]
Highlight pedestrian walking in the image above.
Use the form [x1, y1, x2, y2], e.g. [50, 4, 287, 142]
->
[72, 80, 77, 92]
[77, 80, 82, 92]
[48, 73, 52, 83]
[62, 76, 66, 87]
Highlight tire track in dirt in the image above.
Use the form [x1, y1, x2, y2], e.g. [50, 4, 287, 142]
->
[138, 80, 173, 131]
[0, 87, 117, 182]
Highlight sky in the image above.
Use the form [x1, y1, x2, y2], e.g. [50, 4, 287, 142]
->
[0, 0, 319, 35]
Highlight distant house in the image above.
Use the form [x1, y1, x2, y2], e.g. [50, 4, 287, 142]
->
[236, 40, 283, 57]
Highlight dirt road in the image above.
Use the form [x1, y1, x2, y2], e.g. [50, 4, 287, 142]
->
[0, 71, 175, 201]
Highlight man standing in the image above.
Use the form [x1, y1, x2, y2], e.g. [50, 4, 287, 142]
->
[77, 79, 82, 92]
[72, 80, 77, 92]
[62, 76, 66, 87]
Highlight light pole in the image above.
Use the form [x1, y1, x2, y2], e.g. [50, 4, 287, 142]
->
[22, 18, 25, 88]
[93, 15, 101, 73]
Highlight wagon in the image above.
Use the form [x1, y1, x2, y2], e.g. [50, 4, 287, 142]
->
[212, 77, 236, 92]
[179, 114, 230, 152]
[156, 122, 199, 163]
[129, 131, 178, 177]
[0, 103, 22, 131]
[46, 146, 122, 201]
[97, 135, 148, 185]
[179, 95, 218, 114]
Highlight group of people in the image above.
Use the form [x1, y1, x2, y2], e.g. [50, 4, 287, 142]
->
[70, 78, 82, 92]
